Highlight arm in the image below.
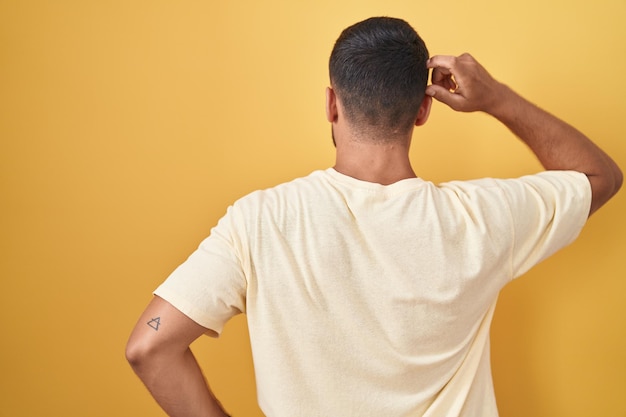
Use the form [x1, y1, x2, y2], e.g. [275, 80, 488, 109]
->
[426, 53, 622, 216]
[125, 296, 231, 417]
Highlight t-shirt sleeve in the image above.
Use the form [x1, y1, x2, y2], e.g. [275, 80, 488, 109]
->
[154, 204, 248, 336]
[500, 170, 592, 278]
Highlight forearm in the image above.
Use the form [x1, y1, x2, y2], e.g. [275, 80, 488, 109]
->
[489, 84, 622, 214]
[427, 53, 622, 215]
[491, 85, 609, 171]
[129, 347, 230, 417]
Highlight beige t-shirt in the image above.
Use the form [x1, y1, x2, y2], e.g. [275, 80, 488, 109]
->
[155, 168, 591, 417]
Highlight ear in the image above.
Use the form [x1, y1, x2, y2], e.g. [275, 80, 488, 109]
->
[326, 87, 338, 123]
[414, 95, 432, 127]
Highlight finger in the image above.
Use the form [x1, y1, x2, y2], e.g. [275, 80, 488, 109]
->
[431, 78, 457, 92]
[425, 84, 465, 110]
[430, 67, 451, 84]
[427, 55, 458, 70]
[431, 67, 458, 91]
[429, 56, 460, 91]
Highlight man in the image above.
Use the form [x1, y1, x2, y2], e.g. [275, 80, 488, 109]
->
[126, 17, 622, 417]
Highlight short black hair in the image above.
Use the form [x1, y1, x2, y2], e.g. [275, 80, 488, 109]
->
[329, 17, 429, 137]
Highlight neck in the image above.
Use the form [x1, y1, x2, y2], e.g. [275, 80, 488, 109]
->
[333, 134, 416, 185]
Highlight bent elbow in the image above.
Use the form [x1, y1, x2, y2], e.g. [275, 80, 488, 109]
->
[604, 163, 623, 205]
[125, 338, 148, 370]
[612, 165, 623, 196]
[125, 334, 164, 373]
[588, 163, 623, 216]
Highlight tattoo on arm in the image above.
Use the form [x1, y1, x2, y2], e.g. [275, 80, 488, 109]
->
[147, 317, 161, 331]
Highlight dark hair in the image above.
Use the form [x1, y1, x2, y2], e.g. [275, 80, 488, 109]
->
[329, 17, 429, 137]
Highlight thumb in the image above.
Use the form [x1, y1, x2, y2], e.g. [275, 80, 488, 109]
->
[425, 85, 464, 111]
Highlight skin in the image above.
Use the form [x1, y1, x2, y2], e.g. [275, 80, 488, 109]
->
[126, 296, 229, 417]
[327, 86, 432, 185]
[126, 53, 622, 417]
[424, 54, 622, 216]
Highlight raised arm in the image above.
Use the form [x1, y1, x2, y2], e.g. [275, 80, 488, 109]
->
[426, 53, 622, 216]
[125, 296, 231, 417]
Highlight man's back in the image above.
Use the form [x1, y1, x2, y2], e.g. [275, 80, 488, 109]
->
[126, 18, 620, 417]
[155, 168, 590, 416]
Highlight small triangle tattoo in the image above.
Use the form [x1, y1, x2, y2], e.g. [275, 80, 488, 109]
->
[147, 317, 161, 331]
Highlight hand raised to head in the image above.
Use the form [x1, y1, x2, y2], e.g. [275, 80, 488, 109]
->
[426, 53, 506, 114]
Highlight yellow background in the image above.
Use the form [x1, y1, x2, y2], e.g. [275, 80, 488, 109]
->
[1, 1, 625, 416]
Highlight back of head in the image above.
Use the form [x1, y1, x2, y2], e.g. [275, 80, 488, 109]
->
[329, 17, 429, 139]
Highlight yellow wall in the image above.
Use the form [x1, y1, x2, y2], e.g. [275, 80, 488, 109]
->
[1, 1, 624, 416]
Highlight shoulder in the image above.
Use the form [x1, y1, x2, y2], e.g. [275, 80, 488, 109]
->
[432, 171, 591, 230]
[439, 171, 590, 201]
[233, 170, 330, 208]
[222, 171, 327, 223]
